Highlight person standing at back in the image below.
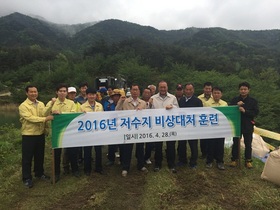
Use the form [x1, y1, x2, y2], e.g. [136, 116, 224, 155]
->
[104, 89, 122, 166]
[62, 87, 81, 177]
[175, 84, 184, 102]
[19, 85, 53, 188]
[198, 82, 213, 159]
[230, 82, 259, 169]
[142, 87, 153, 165]
[150, 81, 178, 173]
[148, 84, 157, 95]
[75, 82, 88, 105]
[75, 82, 88, 165]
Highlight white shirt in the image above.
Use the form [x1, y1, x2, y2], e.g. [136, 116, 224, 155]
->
[151, 92, 178, 109]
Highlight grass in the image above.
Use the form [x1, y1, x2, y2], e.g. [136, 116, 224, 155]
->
[0, 104, 18, 111]
[0, 125, 280, 210]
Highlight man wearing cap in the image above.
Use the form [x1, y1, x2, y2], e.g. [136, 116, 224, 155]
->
[104, 89, 122, 166]
[98, 87, 108, 107]
[175, 84, 184, 103]
[175, 84, 184, 160]
[142, 87, 153, 165]
[62, 87, 80, 177]
[80, 88, 104, 175]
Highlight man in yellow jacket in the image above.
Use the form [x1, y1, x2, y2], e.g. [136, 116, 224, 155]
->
[204, 86, 228, 170]
[19, 85, 53, 188]
[80, 88, 104, 175]
[45, 83, 76, 183]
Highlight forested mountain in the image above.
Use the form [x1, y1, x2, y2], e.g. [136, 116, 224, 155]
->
[0, 13, 69, 49]
[1, 12, 280, 74]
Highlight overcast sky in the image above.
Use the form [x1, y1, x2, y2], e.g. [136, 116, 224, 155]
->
[1, 0, 280, 30]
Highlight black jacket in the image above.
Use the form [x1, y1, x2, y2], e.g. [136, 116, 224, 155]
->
[230, 95, 259, 133]
[179, 96, 203, 108]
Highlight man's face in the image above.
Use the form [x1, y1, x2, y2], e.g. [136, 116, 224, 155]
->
[185, 85, 194, 97]
[26, 87, 38, 102]
[142, 89, 151, 100]
[203, 85, 212, 96]
[80, 86, 88, 95]
[150, 86, 156, 95]
[175, 89, 183, 97]
[56, 87, 67, 100]
[87, 93, 96, 103]
[212, 90, 222, 101]
[239, 86, 250, 98]
[68, 92, 76, 100]
[112, 95, 121, 104]
[158, 82, 168, 96]
[131, 85, 140, 98]
[108, 88, 113, 96]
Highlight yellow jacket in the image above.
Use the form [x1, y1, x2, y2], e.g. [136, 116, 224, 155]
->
[80, 101, 104, 112]
[45, 98, 76, 114]
[74, 101, 81, 112]
[198, 93, 213, 106]
[19, 98, 47, 135]
[204, 98, 228, 107]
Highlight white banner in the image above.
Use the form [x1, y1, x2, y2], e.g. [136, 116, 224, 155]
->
[52, 107, 240, 148]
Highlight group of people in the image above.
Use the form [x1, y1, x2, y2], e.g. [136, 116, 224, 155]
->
[19, 80, 259, 188]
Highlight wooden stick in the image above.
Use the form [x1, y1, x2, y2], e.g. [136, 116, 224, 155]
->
[238, 137, 242, 169]
[52, 149, 55, 185]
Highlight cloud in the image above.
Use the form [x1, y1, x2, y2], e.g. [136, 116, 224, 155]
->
[1, 0, 280, 30]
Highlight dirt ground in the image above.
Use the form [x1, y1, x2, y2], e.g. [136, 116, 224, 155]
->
[3, 147, 280, 210]
[40, 153, 278, 210]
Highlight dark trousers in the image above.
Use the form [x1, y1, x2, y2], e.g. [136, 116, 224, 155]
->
[22, 134, 45, 181]
[119, 143, 144, 171]
[84, 146, 102, 173]
[200, 139, 209, 156]
[154, 142, 163, 168]
[178, 140, 198, 166]
[154, 141, 176, 168]
[206, 138, 224, 164]
[64, 147, 79, 172]
[144, 142, 154, 161]
[78, 147, 83, 162]
[231, 133, 253, 161]
[166, 141, 176, 168]
[107, 144, 118, 162]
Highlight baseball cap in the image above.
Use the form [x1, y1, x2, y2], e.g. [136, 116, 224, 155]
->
[111, 89, 121, 96]
[98, 87, 107, 93]
[119, 89, 126, 97]
[68, 87, 77, 93]
[176, 84, 183, 90]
